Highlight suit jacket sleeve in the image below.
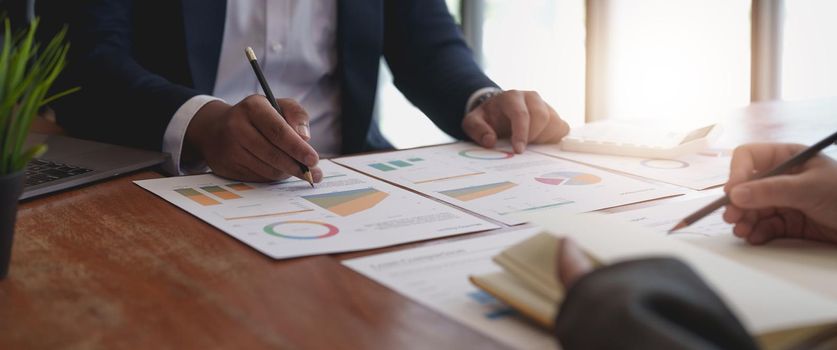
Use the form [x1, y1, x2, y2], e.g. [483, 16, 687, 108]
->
[555, 258, 760, 350]
[383, 0, 498, 140]
[59, 0, 201, 151]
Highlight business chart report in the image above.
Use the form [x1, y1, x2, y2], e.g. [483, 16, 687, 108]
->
[335, 143, 684, 225]
[134, 160, 498, 259]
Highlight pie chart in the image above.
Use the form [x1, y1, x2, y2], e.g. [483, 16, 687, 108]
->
[535, 172, 601, 186]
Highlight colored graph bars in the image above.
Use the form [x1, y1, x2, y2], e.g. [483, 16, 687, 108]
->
[440, 182, 517, 201]
[302, 187, 389, 216]
[228, 183, 255, 191]
[175, 188, 220, 206]
[467, 290, 517, 320]
[175, 183, 254, 206]
[201, 185, 242, 199]
[368, 158, 424, 172]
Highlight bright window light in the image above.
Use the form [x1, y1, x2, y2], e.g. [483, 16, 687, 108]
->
[482, 0, 586, 127]
[782, 0, 837, 100]
[602, 0, 750, 125]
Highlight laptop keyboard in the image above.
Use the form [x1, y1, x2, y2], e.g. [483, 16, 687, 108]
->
[24, 159, 93, 187]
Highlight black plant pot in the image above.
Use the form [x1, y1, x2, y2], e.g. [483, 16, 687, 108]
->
[0, 171, 24, 280]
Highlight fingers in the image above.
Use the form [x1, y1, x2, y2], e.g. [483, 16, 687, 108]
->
[729, 174, 809, 210]
[236, 121, 315, 181]
[557, 238, 594, 289]
[727, 143, 807, 192]
[462, 108, 497, 148]
[730, 207, 808, 245]
[746, 215, 785, 245]
[210, 144, 283, 183]
[467, 90, 568, 151]
[523, 92, 550, 142]
[243, 95, 319, 168]
[498, 91, 531, 153]
[276, 98, 311, 141]
[722, 204, 744, 224]
[532, 107, 569, 144]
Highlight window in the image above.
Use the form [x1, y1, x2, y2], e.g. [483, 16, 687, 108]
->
[376, 1, 835, 149]
[481, 0, 586, 127]
[375, 1, 462, 149]
[782, 0, 837, 100]
[596, 0, 751, 125]
[377, 0, 585, 149]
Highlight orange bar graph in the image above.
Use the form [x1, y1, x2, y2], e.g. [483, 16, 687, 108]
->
[228, 183, 255, 191]
[175, 188, 220, 206]
[201, 185, 242, 200]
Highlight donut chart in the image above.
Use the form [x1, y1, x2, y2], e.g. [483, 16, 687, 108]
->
[458, 149, 514, 160]
[641, 159, 690, 169]
[264, 220, 339, 240]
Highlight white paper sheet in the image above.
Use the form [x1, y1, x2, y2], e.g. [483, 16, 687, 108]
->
[532, 144, 731, 190]
[134, 160, 498, 259]
[334, 142, 684, 225]
[342, 227, 558, 350]
[609, 196, 837, 300]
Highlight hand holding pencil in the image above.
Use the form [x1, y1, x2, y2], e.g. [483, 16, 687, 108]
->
[721, 142, 837, 245]
[181, 47, 322, 184]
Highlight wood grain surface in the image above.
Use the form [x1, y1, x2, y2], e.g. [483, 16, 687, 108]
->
[2, 98, 836, 349]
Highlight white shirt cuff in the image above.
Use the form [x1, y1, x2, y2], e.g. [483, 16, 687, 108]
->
[162, 95, 224, 175]
[465, 87, 503, 115]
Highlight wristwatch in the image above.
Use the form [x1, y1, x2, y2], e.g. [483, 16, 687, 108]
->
[467, 88, 503, 113]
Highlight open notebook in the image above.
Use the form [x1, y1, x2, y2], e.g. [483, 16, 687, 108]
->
[470, 213, 837, 350]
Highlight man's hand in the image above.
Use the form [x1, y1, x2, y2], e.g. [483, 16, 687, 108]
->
[462, 90, 570, 153]
[723, 143, 837, 245]
[184, 95, 323, 182]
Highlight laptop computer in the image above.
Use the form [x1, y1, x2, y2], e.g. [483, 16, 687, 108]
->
[21, 133, 168, 200]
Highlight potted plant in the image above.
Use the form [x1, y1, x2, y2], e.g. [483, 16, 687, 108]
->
[0, 18, 77, 279]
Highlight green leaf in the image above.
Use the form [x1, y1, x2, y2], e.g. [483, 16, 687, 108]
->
[0, 17, 77, 174]
[14, 143, 47, 171]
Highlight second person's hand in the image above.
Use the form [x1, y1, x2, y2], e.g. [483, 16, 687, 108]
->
[723, 143, 837, 245]
[184, 95, 323, 182]
[462, 90, 570, 154]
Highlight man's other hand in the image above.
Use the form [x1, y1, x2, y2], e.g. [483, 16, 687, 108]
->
[462, 90, 570, 153]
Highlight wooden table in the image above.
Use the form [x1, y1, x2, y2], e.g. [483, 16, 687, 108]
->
[2, 98, 836, 349]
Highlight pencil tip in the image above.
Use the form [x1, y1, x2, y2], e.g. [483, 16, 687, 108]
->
[668, 221, 687, 235]
[305, 172, 314, 188]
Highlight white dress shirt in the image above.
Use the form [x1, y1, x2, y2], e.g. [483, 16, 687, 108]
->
[163, 0, 340, 174]
[162, 0, 498, 175]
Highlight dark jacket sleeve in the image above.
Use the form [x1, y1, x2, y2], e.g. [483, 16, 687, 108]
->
[383, 0, 499, 140]
[57, 0, 200, 151]
[555, 258, 760, 350]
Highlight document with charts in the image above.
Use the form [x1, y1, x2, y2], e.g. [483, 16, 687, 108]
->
[343, 227, 558, 350]
[609, 195, 837, 299]
[532, 145, 731, 190]
[134, 160, 498, 259]
[334, 142, 684, 225]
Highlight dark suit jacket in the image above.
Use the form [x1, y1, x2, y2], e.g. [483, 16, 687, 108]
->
[53, 0, 497, 153]
[556, 258, 760, 350]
